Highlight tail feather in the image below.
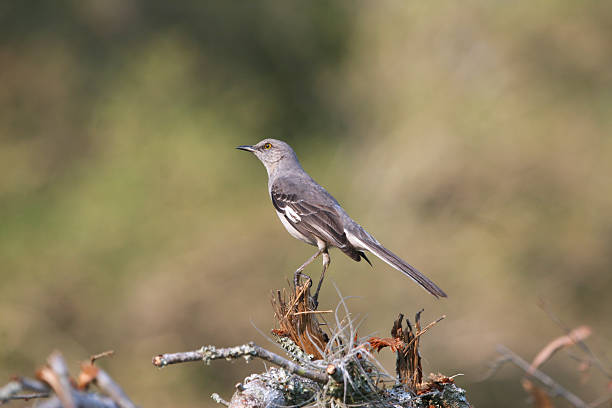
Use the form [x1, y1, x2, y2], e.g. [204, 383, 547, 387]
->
[351, 234, 447, 298]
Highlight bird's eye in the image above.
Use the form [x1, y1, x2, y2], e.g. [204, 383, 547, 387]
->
[263, 143, 272, 150]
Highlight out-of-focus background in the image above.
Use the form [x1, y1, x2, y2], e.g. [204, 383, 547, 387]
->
[2, 2, 611, 407]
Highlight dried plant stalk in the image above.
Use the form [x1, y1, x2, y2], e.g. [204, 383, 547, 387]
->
[270, 279, 328, 360]
[391, 312, 423, 389]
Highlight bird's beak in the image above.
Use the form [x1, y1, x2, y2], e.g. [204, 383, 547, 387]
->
[236, 145, 255, 152]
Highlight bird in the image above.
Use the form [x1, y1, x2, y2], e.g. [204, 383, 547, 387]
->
[237, 139, 447, 304]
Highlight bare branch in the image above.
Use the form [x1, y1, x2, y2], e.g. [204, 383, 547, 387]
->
[479, 355, 511, 382]
[496, 344, 589, 408]
[153, 342, 328, 384]
[405, 314, 446, 350]
[528, 325, 591, 375]
[538, 299, 612, 380]
[36, 392, 124, 408]
[18, 377, 50, 393]
[2, 352, 138, 408]
[39, 351, 75, 408]
[1, 392, 50, 402]
[0, 378, 50, 403]
[95, 368, 138, 408]
[211, 393, 230, 407]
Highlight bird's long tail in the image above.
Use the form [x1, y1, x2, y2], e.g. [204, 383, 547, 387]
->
[351, 233, 447, 298]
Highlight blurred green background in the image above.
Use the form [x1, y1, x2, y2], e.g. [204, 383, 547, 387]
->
[1, 1, 611, 407]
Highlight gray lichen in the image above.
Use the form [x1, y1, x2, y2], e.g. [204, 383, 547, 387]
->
[225, 362, 470, 408]
[274, 335, 316, 363]
[414, 383, 470, 408]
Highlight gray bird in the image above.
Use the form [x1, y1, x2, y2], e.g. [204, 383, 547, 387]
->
[237, 139, 447, 303]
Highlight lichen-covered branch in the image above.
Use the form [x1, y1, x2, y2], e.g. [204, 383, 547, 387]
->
[152, 342, 329, 384]
[152, 308, 469, 408]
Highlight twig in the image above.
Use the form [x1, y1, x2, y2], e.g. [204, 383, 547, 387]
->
[36, 392, 123, 408]
[40, 351, 76, 408]
[0, 378, 51, 403]
[152, 342, 328, 384]
[292, 310, 332, 315]
[1, 392, 49, 402]
[95, 368, 138, 408]
[18, 377, 50, 393]
[325, 363, 345, 383]
[479, 355, 511, 382]
[90, 351, 115, 365]
[528, 326, 591, 375]
[211, 393, 230, 406]
[1, 352, 137, 408]
[538, 299, 612, 379]
[404, 315, 446, 350]
[496, 344, 589, 408]
[283, 281, 312, 320]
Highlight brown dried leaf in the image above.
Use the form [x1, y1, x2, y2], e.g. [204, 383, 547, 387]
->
[522, 379, 555, 408]
[367, 337, 404, 353]
[416, 373, 455, 394]
[270, 280, 327, 359]
[37, 365, 75, 408]
[77, 363, 99, 390]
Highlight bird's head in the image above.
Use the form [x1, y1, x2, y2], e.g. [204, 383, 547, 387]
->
[236, 139, 297, 172]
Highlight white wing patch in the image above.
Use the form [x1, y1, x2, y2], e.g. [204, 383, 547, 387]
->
[345, 231, 370, 251]
[276, 211, 313, 244]
[285, 206, 302, 223]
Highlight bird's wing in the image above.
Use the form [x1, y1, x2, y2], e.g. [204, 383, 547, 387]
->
[270, 181, 355, 255]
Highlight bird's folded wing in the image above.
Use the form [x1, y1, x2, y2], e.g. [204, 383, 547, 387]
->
[270, 186, 350, 250]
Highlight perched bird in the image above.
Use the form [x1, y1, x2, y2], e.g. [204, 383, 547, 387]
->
[237, 139, 446, 303]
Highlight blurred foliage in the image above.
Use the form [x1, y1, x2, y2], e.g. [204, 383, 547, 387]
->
[1, 1, 611, 407]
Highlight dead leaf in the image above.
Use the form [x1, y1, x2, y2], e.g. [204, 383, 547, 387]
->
[77, 363, 99, 390]
[37, 365, 75, 408]
[367, 337, 404, 352]
[522, 379, 555, 408]
[270, 282, 328, 359]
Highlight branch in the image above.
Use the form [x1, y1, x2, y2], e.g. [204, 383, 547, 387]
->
[210, 393, 230, 407]
[1, 351, 138, 408]
[0, 377, 50, 403]
[527, 325, 591, 375]
[405, 314, 446, 350]
[152, 342, 328, 384]
[538, 299, 612, 380]
[38, 352, 76, 408]
[95, 368, 137, 408]
[496, 344, 589, 408]
[35, 392, 124, 408]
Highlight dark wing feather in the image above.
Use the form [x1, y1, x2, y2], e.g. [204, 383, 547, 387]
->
[271, 184, 365, 262]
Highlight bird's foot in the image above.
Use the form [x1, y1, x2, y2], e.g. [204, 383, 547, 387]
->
[311, 292, 319, 310]
[293, 271, 312, 289]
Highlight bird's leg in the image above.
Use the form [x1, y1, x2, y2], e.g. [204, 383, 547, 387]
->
[294, 248, 324, 288]
[312, 249, 330, 309]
